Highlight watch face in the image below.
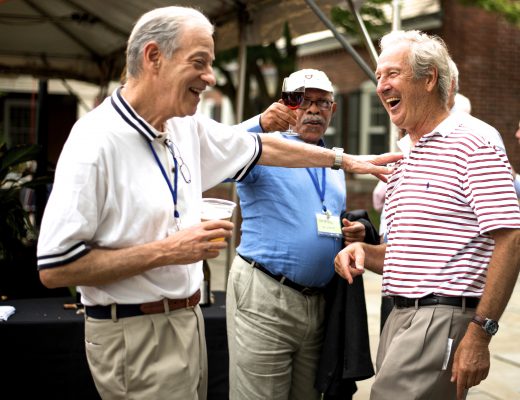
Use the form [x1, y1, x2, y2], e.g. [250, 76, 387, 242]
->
[484, 319, 499, 335]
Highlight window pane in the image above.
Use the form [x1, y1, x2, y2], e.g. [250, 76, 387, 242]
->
[5, 99, 33, 146]
[369, 133, 387, 155]
[370, 94, 387, 126]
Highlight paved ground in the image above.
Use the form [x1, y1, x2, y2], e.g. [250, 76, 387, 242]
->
[208, 250, 520, 399]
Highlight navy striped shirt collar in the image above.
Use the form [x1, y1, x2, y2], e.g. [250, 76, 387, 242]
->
[110, 86, 163, 142]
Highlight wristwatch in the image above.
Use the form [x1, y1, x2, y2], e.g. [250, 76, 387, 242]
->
[471, 314, 499, 336]
[331, 147, 344, 170]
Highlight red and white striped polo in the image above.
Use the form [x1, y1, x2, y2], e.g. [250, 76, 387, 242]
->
[383, 115, 520, 298]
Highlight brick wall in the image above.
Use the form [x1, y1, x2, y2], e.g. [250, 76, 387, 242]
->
[441, 0, 520, 170]
[295, 1, 520, 205]
[299, 46, 375, 94]
[211, 2, 519, 226]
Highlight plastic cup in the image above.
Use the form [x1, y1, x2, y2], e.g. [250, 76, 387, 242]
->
[201, 198, 236, 241]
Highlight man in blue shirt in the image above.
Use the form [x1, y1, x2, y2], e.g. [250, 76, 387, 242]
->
[226, 69, 363, 400]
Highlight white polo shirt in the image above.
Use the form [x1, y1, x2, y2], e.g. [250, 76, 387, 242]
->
[383, 114, 520, 298]
[450, 109, 506, 152]
[37, 87, 261, 306]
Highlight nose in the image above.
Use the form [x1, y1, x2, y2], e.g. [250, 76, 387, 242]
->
[202, 66, 216, 87]
[376, 78, 386, 96]
[307, 101, 321, 114]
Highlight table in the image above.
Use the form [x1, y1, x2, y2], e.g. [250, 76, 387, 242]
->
[0, 292, 228, 399]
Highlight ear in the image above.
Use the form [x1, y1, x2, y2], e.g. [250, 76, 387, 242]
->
[331, 101, 337, 115]
[142, 42, 162, 71]
[425, 67, 438, 93]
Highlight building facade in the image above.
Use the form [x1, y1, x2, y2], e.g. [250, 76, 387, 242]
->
[298, 0, 520, 210]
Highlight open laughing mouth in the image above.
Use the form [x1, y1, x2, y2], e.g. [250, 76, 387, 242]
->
[190, 87, 204, 98]
[386, 97, 401, 110]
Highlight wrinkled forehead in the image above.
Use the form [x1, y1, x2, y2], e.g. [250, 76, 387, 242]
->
[376, 42, 411, 74]
[177, 25, 215, 58]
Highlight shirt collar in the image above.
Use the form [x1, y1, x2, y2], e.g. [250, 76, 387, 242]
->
[399, 114, 458, 157]
[433, 113, 459, 138]
[396, 134, 412, 157]
[110, 86, 164, 142]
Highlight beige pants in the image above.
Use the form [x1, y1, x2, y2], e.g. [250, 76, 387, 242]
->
[85, 305, 207, 400]
[371, 304, 473, 400]
[226, 255, 325, 400]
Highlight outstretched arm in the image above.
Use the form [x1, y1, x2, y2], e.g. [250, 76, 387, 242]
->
[258, 133, 401, 177]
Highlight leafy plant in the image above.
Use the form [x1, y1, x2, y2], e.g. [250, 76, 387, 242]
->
[331, 0, 393, 38]
[0, 142, 42, 262]
[457, 0, 520, 27]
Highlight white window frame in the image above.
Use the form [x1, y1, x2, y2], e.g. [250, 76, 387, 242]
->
[359, 80, 388, 156]
[3, 98, 33, 147]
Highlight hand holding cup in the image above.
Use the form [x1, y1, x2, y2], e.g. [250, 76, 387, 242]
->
[201, 198, 237, 242]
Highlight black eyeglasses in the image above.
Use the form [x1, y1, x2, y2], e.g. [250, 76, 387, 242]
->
[164, 139, 191, 184]
[299, 98, 333, 111]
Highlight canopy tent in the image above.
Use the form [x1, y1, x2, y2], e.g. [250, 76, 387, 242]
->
[0, 0, 385, 271]
[0, 0, 351, 86]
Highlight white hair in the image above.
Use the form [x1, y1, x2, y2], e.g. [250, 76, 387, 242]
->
[380, 30, 452, 105]
[126, 6, 214, 78]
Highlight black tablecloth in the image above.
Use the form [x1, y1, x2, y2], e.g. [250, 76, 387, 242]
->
[0, 292, 228, 399]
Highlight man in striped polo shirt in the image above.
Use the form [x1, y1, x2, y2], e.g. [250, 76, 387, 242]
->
[335, 30, 520, 400]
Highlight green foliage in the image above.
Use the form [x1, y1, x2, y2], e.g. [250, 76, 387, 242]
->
[457, 0, 520, 26]
[0, 142, 41, 261]
[331, 0, 393, 37]
[212, 3, 394, 121]
[214, 22, 297, 119]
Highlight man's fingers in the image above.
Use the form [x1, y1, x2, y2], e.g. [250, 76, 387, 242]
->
[366, 152, 403, 165]
[334, 252, 353, 283]
[372, 173, 388, 183]
[456, 378, 466, 400]
[353, 251, 365, 271]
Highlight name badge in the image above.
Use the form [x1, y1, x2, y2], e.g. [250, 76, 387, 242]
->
[315, 212, 342, 238]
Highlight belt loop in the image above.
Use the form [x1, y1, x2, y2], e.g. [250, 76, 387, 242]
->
[462, 297, 466, 313]
[110, 304, 118, 322]
[163, 298, 170, 314]
[280, 276, 286, 284]
[414, 298, 419, 310]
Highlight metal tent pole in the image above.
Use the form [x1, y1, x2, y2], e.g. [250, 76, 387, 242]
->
[304, 0, 377, 84]
[346, 0, 379, 68]
[225, 5, 249, 286]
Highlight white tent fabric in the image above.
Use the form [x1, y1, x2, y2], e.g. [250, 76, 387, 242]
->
[0, 0, 340, 85]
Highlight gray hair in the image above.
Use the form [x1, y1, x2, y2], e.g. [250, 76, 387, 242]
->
[379, 30, 452, 105]
[126, 6, 214, 78]
[448, 58, 459, 93]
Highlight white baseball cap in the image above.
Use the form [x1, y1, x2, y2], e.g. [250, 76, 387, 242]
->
[286, 69, 334, 94]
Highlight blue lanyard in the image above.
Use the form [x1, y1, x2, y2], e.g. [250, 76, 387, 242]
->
[148, 141, 180, 221]
[306, 167, 327, 213]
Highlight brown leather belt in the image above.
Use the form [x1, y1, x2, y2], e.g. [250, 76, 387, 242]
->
[85, 290, 201, 319]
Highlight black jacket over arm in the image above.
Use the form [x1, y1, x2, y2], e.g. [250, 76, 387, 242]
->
[314, 209, 379, 399]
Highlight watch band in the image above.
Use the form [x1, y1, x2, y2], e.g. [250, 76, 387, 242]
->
[471, 314, 499, 336]
[331, 147, 344, 170]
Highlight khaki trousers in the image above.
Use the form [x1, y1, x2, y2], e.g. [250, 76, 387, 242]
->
[85, 305, 207, 400]
[371, 304, 473, 400]
[226, 255, 325, 400]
